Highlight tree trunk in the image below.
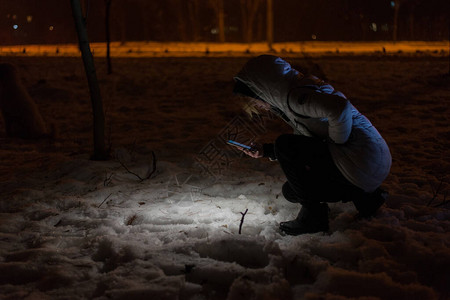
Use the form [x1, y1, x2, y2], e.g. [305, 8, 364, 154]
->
[174, 0, 188, 41]
[393, 2, 400, 42]
[70, 0, 108, 160]
[240, 0, 261, 43]
[408, 12, 414, 39]
[209, 0, 226, 42]
[246, 3, 254, 43]
[266, 0, 273, 49]
[188, 0, 201, 41]
[119, 7, 126, 43]
[218, 0, 225, 42]
[105, 0, 112, 74]
[140, 2, 150, 41]
[239, 0, 247, 42]
[257, 9, 264, 41]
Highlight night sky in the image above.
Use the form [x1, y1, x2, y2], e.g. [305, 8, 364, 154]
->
[1, 0, 449, 45]
[0, 1, 449, 299]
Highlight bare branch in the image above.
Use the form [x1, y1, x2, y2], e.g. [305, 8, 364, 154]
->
[239, 208, 248, 234]
[117, 158, 145, 181]
[104, 172, 113, 186]
[144, 151, 157, 180]
[427, 177, 445, 206]
[433, 190, 449, 208]
[116, 150, 157, 182]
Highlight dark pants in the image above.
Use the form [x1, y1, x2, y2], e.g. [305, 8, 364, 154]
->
[275, 134, 364, 208]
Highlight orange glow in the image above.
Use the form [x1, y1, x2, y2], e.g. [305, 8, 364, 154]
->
[0, 41, 447, 57]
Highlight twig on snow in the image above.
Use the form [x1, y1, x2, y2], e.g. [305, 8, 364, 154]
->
[117, 151, 157, 182]
[427, 176, 448, 207]
[145, 151, 157, 180]
[126, 214, 137, 226]
[117, 158, 143, 180]
[239, 208, 248, 234]
[427, 178, 443, 206]
[433, 190, 448, 208]
[104, 172, 114, 186]
[98, 193, 113, 208]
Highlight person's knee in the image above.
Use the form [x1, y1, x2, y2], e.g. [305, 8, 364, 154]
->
[275, 134, 312, 160]
[275, 134, 292, 148]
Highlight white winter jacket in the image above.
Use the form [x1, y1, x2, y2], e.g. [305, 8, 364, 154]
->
[234, 55, 391, 192]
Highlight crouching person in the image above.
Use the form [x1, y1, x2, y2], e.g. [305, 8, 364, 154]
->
[233, 55, 392, 235]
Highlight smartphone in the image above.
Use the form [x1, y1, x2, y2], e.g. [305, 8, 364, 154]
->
[226, 140, 252, 150]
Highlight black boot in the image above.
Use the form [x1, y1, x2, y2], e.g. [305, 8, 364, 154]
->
[353, 188, 388, 219]
[279, 203, 329, 235]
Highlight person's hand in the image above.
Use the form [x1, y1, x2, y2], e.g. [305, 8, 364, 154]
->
[241, 142, 264, 158]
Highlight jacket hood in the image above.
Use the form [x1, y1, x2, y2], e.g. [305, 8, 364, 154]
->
[234, 55, 299, 111]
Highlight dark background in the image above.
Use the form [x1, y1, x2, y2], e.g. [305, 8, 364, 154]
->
[1, 0, 448, 45]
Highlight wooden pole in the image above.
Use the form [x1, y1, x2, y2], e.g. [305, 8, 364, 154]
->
[70, 0, 108, 160]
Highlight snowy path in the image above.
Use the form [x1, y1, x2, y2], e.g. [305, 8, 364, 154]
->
[0, 56, 449, 299]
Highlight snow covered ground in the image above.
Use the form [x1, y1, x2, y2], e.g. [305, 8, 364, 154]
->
[0, 51, 449, 299]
